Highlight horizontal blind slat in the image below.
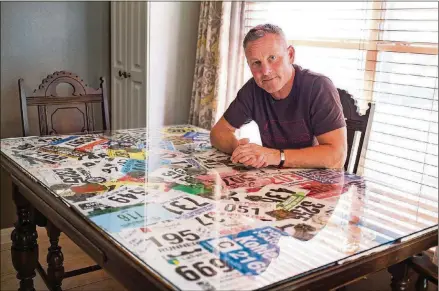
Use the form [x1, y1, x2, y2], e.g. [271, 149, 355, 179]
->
[363, 168, 421, 194]
[367, 141, 425, 163]
[372, 93, 438, 112]
[375, 104, 438, 123]
[365, 150, 430, 174]
[367, 148, 437, 168]
[369, 131, 437, 151]
[372, 122, 433, 142]
[421, 185, 439, 201]
[372, 112, 432, 131]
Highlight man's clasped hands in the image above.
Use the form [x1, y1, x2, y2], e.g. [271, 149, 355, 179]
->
[230, 138, 280, 169]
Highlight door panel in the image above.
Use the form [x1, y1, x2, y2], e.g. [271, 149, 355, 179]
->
[111, 1, 128, 130]
[127, 1, 147, 129]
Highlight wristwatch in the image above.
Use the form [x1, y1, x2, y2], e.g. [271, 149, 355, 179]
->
[278, 149, 285, 168]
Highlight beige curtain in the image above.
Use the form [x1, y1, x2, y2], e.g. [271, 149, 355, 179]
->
[188, 1, 246, 130]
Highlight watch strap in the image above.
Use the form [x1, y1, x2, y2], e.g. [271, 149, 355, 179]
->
[278, 149, 285, 168]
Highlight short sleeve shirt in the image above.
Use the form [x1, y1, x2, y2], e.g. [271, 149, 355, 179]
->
[223, 64, 346, 149]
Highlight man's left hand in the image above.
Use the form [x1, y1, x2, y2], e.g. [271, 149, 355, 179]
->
[231, 143, 279, 168]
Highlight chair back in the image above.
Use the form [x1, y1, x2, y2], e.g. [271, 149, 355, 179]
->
[337, 88, 375, 174]
[19, 71, 110, 136]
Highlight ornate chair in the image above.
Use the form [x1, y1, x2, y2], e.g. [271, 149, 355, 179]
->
[19, 71, 110, 136]
[17, 71, 109, 289]
[409, 248, 438, 290]
[337, 88, 375, 174]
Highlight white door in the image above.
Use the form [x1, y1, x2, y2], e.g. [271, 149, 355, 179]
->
[126, 1, 148, 129]
[110, 2, 149, 130]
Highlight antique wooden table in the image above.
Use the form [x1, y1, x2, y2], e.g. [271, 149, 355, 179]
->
[0, 125, 437, 291]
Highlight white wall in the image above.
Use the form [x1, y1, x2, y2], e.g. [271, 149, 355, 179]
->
[0, 1, 110, 228]
[148, 2, 200, 128]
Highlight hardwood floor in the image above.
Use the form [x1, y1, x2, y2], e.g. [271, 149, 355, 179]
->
[1, 227, 126, 291]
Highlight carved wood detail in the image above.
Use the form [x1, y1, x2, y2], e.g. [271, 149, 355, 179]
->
[337, 88, 374, 174]
[18, 71, 110, 136]
[32, 71, 101, 97]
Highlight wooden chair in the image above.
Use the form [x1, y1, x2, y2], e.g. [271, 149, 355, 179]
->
[337, 88, 375, 174]
[19, 71, 110, 137]
[409, 248, 438, 291]
[335, 88, 375, 291]
[16, 71, 109, 289]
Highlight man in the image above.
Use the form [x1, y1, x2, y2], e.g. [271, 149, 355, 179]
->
[210, 24, 347, 169]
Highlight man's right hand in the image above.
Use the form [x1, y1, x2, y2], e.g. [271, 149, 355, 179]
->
[210, 117, 264, 168]
[232, 138, 270, 168]
[233, 137, 250, 151]
[232, 138, 256, 165]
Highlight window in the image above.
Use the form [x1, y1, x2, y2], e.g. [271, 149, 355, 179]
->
[243, 2, 438, 206]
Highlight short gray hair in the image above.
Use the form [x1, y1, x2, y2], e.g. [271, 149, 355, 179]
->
[243, 23, 286, 49]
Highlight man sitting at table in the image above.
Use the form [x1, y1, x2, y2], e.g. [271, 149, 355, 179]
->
[210, 23, 347, 169]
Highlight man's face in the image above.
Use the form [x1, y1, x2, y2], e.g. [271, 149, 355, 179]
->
[245, 33, 295, 96]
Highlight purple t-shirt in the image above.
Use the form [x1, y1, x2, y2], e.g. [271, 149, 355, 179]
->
[223, 64, 346, 149]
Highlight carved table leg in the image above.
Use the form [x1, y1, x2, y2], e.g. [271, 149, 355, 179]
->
[11, 184, 38, 291]
[46, 221, 64, 291]
[388, 260, 412, 291]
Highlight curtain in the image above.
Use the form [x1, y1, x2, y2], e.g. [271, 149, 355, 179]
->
[188, 1, 246, 129]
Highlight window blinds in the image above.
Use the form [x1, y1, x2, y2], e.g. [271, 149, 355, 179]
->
[243, 2, 438, 205]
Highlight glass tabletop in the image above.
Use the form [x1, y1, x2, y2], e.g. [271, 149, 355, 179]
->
[1, 125, 437, 290]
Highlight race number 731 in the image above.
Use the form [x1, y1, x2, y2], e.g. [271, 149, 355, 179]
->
[162, 197, 210, 215]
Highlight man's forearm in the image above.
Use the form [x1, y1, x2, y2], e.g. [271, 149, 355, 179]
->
[283, 145, 346, 169]
[210, 128, 239, 155]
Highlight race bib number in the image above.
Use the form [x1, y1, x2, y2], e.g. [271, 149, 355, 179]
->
[107, 149, 147, 160]
[161, 195, 213, 219]
[200, 226, 285, 276]
[90, 186, 147, 207]
[243, 185, 308, 203]
[89, 204, 178, 233]
[41, 167, 102, 186]
[210, 201, 276, 221]
[151, 167, 198, 185]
